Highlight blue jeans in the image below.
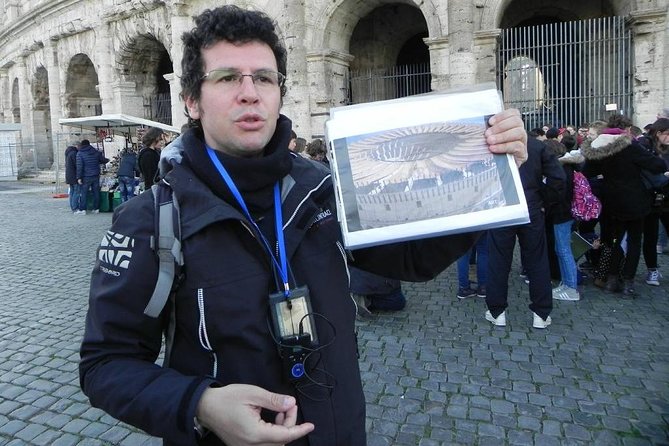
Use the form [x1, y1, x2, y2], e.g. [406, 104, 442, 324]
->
[118, 176, 135, 202]
[368, 288, 406, 311]
[79, 176, 100, 211]
[553, 220, 577, 288]
[68, 184, 80, 211]
[457, 232, 488, 288]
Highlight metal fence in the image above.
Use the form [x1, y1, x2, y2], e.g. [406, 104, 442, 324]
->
[344, 63, 432, 105]
[143, 92, 172, 126]
[0, 131, 89, 193]
[340, 18, 631, 130]
[497, 16, 632, 130]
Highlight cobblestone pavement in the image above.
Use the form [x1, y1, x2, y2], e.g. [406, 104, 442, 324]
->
[0, 186, 667, 445]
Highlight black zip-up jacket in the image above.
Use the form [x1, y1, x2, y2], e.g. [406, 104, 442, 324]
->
[138, 147, 161, 187]
[544, 150, 584, 224]
[65, 146, 78, 185]
[521, 137, 565, 215]
[79, 121, 478, 445]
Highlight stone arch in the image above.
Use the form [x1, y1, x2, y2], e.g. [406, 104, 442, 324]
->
[500, 0, 616, 28]
[347, 3, 431, 103]
[314, 0, 441, 52]
[32, 66, 53, 167]
[64, 53, 101, 118]
[479, 0, 618, 30]
[116, 33, 174, 123]
[11, 78, 20, 123]
[348, 4, 429, 72]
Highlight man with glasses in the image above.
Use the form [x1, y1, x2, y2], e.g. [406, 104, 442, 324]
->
[80, 5, 529, 445]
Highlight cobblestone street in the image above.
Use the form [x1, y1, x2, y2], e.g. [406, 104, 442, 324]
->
[0, 186, 667, 445]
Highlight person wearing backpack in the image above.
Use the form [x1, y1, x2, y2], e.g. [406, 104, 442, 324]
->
[581, 114, 666, 296]
[78, 6, 529, 446]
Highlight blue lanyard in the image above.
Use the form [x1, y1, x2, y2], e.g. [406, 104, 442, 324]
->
[206, 147, 290, 297]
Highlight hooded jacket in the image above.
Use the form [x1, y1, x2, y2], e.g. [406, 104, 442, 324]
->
[79, 116, 478, 446]
[581, 129, 666, 220]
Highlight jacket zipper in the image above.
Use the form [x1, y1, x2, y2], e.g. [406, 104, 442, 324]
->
[197, 288, 218, 377]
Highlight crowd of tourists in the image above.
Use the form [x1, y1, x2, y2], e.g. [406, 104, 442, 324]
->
[355, 111, 669, 330]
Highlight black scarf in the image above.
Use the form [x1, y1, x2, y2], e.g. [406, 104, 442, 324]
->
[183, 115, 294, 219]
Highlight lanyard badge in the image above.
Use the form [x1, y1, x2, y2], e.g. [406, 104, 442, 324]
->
[206, 147, 319, 382]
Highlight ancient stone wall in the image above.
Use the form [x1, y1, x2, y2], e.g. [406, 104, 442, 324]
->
[0, 0, 666, 166]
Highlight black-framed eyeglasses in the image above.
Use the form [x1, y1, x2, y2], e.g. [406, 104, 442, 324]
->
[201, 69, 286, 90]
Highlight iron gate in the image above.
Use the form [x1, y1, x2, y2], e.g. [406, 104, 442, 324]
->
[343, 63, 432, 105]
[497, 17, 632, 130]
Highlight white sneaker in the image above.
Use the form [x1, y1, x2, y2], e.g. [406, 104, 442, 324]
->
[74, 210, 86, 215]
[532, 312, 552, 329]
[352, 294, 372, 319]
[552, 285, 580, 301]
[485, 310, 506, 326]
[646, 269, 660, 286]
[91, 209, 100, 214]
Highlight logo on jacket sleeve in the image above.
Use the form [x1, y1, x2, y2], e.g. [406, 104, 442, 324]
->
[309, 207, 335, 230]
[98, 231, 135, 273]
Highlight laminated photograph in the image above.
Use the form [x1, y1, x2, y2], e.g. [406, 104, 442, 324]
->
[325, 85, 529, 249]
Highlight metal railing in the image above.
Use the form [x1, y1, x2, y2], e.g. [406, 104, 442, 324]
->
[143, 92, 172, 125]
[0, 132, 88, 193]
[344, 63, 431, 105]
[497, 16, 632, 130]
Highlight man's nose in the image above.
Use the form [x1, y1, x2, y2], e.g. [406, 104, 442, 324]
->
[237, 76, 260, 102]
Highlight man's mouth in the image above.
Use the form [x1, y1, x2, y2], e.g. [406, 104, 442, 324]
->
[235, 113, 265, 130]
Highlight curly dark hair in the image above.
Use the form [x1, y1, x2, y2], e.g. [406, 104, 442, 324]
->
[180, 6, 287, 128]
[607, 114, 633, 130]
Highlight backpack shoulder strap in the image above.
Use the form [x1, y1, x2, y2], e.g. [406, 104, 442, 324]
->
[144, 182, 184, 318]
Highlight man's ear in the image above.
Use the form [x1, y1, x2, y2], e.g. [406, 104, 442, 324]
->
[185, 96, 201, 120]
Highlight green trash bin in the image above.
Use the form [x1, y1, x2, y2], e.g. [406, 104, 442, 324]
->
[99, 191, 111, 212]
[112, 191, 122, 210]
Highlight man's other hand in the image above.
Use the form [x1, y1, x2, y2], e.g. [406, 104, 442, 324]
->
[485, 108, 528, 167]
[196, 384, 315, 446]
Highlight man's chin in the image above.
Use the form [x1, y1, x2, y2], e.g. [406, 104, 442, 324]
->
[225, 143, 266, 158]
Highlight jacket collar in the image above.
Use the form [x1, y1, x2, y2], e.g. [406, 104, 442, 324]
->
[164, 143, 333, 242]
[581, 132, 632, 160]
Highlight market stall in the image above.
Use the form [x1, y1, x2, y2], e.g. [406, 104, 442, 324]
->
[58, 114, 180, 211]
